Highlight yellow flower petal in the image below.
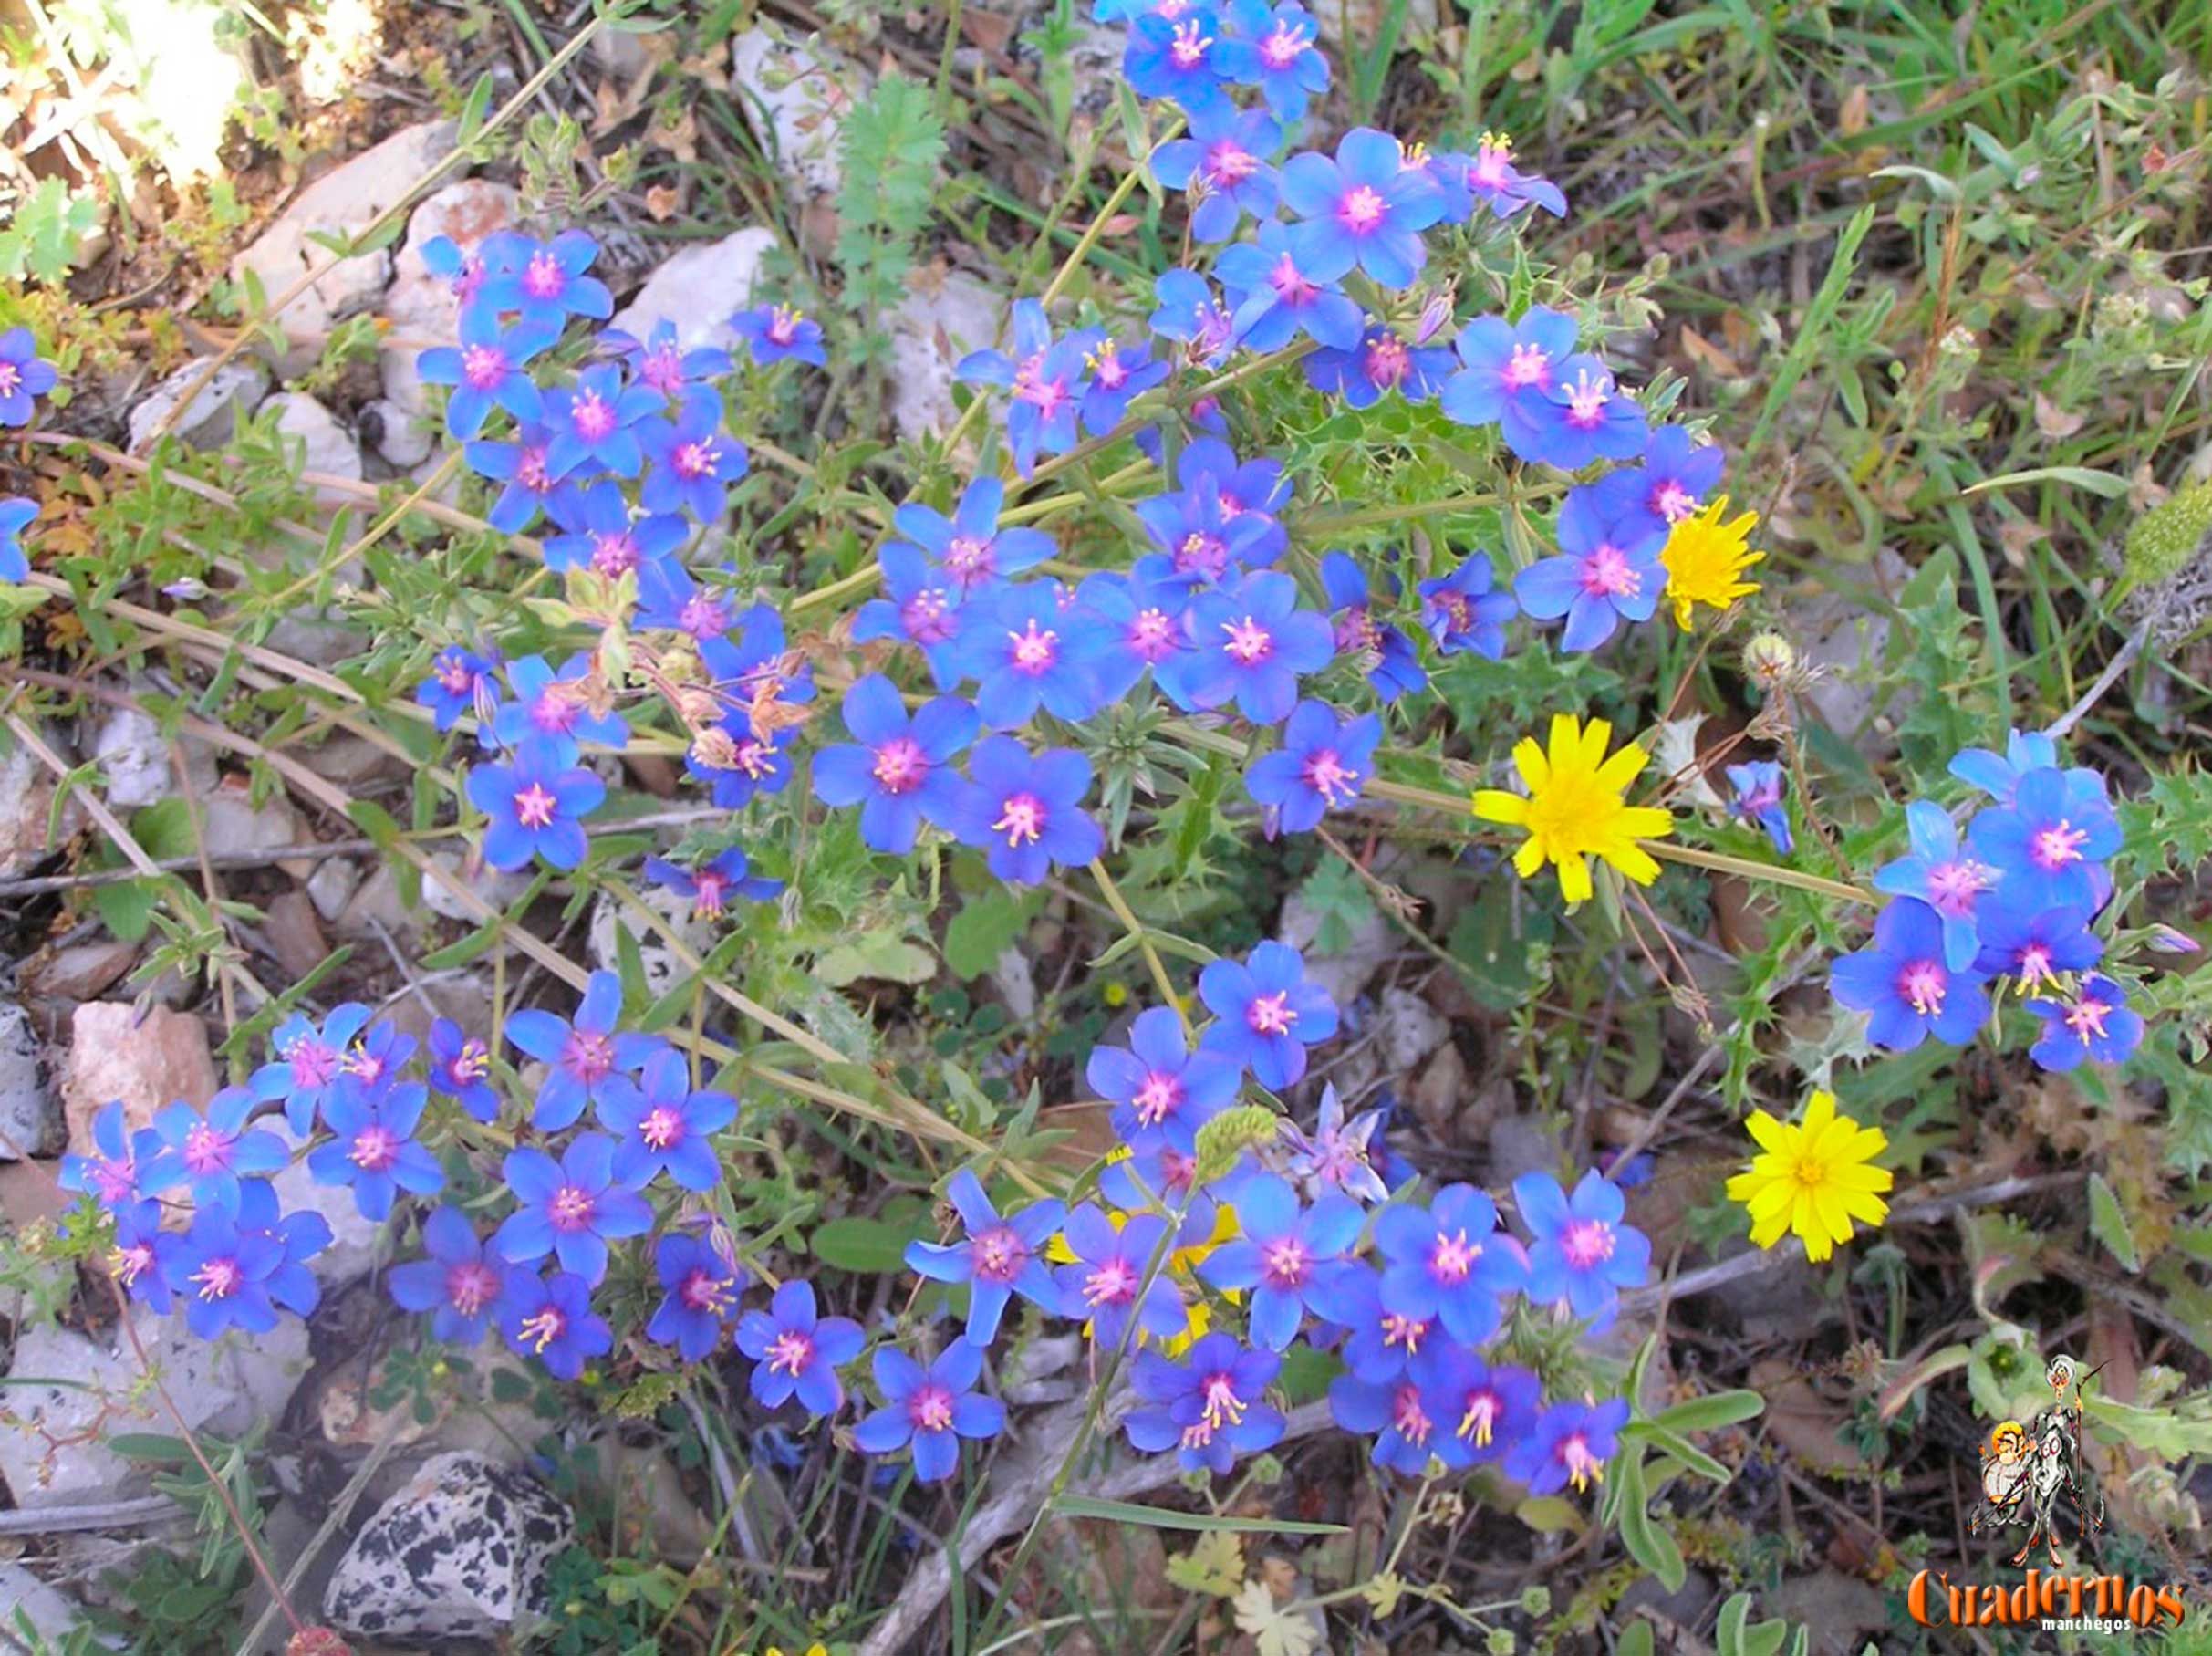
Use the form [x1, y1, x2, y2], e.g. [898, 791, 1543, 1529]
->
[1556, 850, 1594, 904]
[1471, 788, 1527, 825]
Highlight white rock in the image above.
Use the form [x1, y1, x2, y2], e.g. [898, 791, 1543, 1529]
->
[231, 120, 456, 370]
[606, 226, 776, 359]
[1375, 984, 1449, 1074]
[888, 271, 1004, 443]
[0, 1562, 109, 1649]
[269, 1118, 384, 1285]
[587, 886, 708, 1000]
[0, 1002, 57, 1161]
[989, 944, 1037, 1022]
[92, 707, 173, 809]
[263, 391, 361, 506]
[0, 731, 86, 879]
[421, 848, 535, 925]
[1279, 889, 1397, 1010]
[729, 26, 862, 197]
[0, 1307, 308, 1510]
[306, 857, 361, 922]
[198, 780, 303, 866]
[322, 1452, 574, 1642]
[359, 396, 432, 467]
[126, 359, 268, 453]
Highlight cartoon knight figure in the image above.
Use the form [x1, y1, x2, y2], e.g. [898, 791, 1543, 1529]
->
[2014, 1354, 2104, 1568]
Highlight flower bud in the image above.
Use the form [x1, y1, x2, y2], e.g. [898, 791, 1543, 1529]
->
[1743, 630, 1795, 690]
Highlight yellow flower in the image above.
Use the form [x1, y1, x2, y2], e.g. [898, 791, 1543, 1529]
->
[1658, 495, 1763, 629]
[1470, 714, 1674, 904]
[1723, 1090, 1893, 1264]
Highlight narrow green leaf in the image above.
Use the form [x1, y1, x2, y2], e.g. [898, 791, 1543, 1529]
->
[1053, 1495, 1345, 1535]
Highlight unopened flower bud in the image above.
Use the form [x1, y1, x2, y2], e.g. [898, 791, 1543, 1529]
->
[691, 727, 739, 770]
[1743, 630, 1795, 690]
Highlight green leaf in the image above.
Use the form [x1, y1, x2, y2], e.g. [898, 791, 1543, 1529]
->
[1612, 1447, 1687, 1593]
[2086, 1173, 2142, 1273]
[942, 888, 1039, 978]
[1276, 1342, 1340, 1406]
[1962, 465, 2133, 500]
[817, 933, 937, 987]
[810, 1214, 925, 1274]
[93, 878, 162, 943]
[1648, 1389, 1766, 1435]
[1515, 1495, 1584, 1534]
[131, 798, 199, 861]
[1054, 1495, 1346, 1534]
[1291, 859, 1376, 955]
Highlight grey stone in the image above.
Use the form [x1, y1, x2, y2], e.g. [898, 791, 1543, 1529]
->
[420, 848, 534, 926]
[606, 226, 776, 359]
[729, 26, 861, 197]
[0, 1561, 110, 1649]
[0, 1001, 58, 1160]
[1279, 887, 1397, 1009]
[126, 358, 268, 453]
[322, 1451, 574, 1642]
[1375, 984, 1449, 1074]
[263, 391, 362, 507]
[587, 886, 707, 1000]
[0, 1307, 308, 1510]
[0, 731, 86, 879]
[888, 271, 1003, 443]
[90, 706, 173, 809]
[306, 857, 361, 922]
[359, 396, 432, 467]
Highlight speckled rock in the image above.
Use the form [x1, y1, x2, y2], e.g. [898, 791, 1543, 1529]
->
[322, 1452, 574, 1641]
[0, 1001, 58, 1160]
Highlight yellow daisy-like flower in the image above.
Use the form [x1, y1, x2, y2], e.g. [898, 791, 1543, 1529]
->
[1723, 1090, 1894, 1264]
[1470, 714, 1674, 904]
[1658, 495, 1764, 629]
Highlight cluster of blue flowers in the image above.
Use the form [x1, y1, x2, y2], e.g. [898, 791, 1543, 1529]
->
[1830, 730, 2141, 1070]
[0, 327, 58, 582]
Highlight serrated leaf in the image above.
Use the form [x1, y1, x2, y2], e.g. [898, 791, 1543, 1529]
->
[1164, 1530, 1243, 1599]
[2086, 1172, 2141, 1273]
[942, 888, 1038, 979]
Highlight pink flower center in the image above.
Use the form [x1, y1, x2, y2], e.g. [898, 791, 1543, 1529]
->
[519, 1307, 566, 1354]
[522, 251, 566, 299]
[565, 1030, 615, 1082]
[349, 1125, 400, 1172]
[2064, 995, 2113, 1043]
[591, 532, 639, 576]
[691, 872, 729, 917]
[1428, 1229, 1478, 1284]
[1132, 1071, 1182, 1126]
[1221, 615, 1273, 663]
[1260, 1235, 1312, 1289]
[1260, 22, 1308, 68]
[1302, 748, 1359, 807]
[1471, 138, 1513, 190]
[91, 1159, 136, 1205]
[1246, 991, 1296, 1036]
[1925, 859, 1992, 917]
[182, 1124, 227, 1175]
[1436, 592, 1474, 633]
[768, 305, 804, 344]
[1088, 342, 1128, 389]
[513, 782, 558, 829]
[640, 346, 683, 394]
[286, 1038, 339, 1088]
[1562, 1218, 1615, 1270]
[447, 1261, 500, 1316]
[1561, 1432, 1604, 1491]
[1205, 141, 1258, 186]
[994, 793, 1045, 848]
[2032, 820, 2090, 870]
[1459, 1390, 1500, 1445]
[902, 588, 955, 643]
[570, 391, 615, 441]
[681, 1268, 736, 1315]
[673, 438, 719, 480]
[872, 736, 929, 793]
[437, 654, 477, 694]
[1562, 367, 1613, 427]
[0, 364, 18, 398]
[1579, 544, 1642, 599]
[1501, 342, 1551, 391]
[517, 447, 552, 491]
[1177, 531, 1229, 579]
[1366, 335, 1410, 386]
[1084, 1256, 1139, 1306]
[192, 1256, 243, 1300]
[1338, 184, 1387, 234]
[733, 737, 775, 777]
[1268, 253, 1316, 304]
[639, 1106, 685, 1150]
[971, 1225, 1027, 1284]
[1898, 960, 1947, 1017]
[1022, 374, 1071, 419]
[910, 1384, 956, 1432]
[1380, 1312, 1428, 1355]
[1168, 19, 1210, 67]
[1653, 481, 1697, 523]
[1334, 605, 1381, 654]
[944, 536, 994, 586]
[1007, 619, 1059, 674]
[679, 595, 728, 637]
[2016, 943, 2054, 988]
[460, 345, 507, 390]
[766, 1328, 814, 1376]
[1391, 1383, 1433, 1443]
[549, 1185, 597, 1231]
[115, 1242, 152, 1284]
[1130, 608, 1178, 660]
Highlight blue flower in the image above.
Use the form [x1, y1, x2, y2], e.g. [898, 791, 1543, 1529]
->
[1514, 484, 1665, 652]
[729, 302, 827, 366]
[543, 361, 662, 481]
[955, 297, 1051, 389]
[1179, 439, 1291, 558]
[1590, 424, 1726, 545]
[418, 233, 496, 307]
[2025, 972, 2144, 1071]
[890, 475, 1055, 599]
[646, 1231, 747, 1361]
[1150, 107, 1282, 242]
[1148, 268, 1238, 366]
[504, 968, 663, 1131]
[389, 1206, 507, 1344]
[597, 1048, 736, 1191]
[1966, 766, 2120, 913]
[854, 1341, 1004, 1482]
[1281, 127, 1443, 289]
[1136, 474, 1278, 589]
[1425, 1351, 1541, 1466]
[1418, 557, 1515, 661]
[1078, 338, 1170, 434]
[1006, 333, 1101, 476]
[495, 1131, 653, 1286]
[685, 713, 796, 809]
[635, 559, 735, 641]
[1522, 355, 1649, 471]
[853, 543, 966, 686]
[1197, 940, 1338, 1088]
[236, 1178, 328, 1318]
[814, 674, 979, 854]
[905, 1168, 1065, 1346]
[1075, 568, 1191, 701]
[161, 1207, 284, 1339]
[950, 737, 1104, 886]
[1247, 700, 1380, 835]
[1329, 1373, 1449, 1474]
[1303, 325, 1453, 408]
[1972, 901, 2099, 992]
[463, 423, 565, 533]
[1509, 1399, 1627, 1495]
[1200, 1172, 1362, 1349]
[491, 653, 631, 763]
[307, 1078, 444, 1221]
[1725, 761, 1793, 855]
[417, 309, 557, 440]
[1124, 8, 1235, 116]
[500, 1267, 613, 1380]
[638, 387, 750, 521]
[1280, 1082, 1392, 1205]
[1829, 898, 1992, 1050]
[253, 1003, 373, 1135]
[109, 1198, 174, 1314]
[1085, 1005, 1240, 1156]
[60, 1100, 177, 1210]
[416, 646, 496, 733]
[1373, 1183, 1524, 1346]
[1215, 0, 1328, 120]
[1873, 800, 1999, 969]
[1159, 570, 1334, 724]
[644, 848, 783, 920]
[1319, 553, 1428, 701]
[151, 1088, 289, 1213]
[466, 736, 606, 872]
[1515, 1170, 1648, 1329]
[1463, 132, 1568, 220]
[1303, 1261, 1434, 1383]
[0, 327, 59, 426]
[1948, 728, 2061, 804]
[735, 1281, 865, 1415]
[1219, 223, 1365, 353]
[541, 479, 688, 577]
[0, 497, 37, 582]
[1124, 1333, 1283, 1473]
[1054, 1204, 1189, 1349]
[955, 582, 1112, 730]
[598, 318, 732, 398]
[1438, 307, 1579, 455]
[478, 229, 614, 328]
[1101, 1146, 1221, 1239]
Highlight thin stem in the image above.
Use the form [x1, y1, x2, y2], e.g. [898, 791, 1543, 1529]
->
[1088, 859, 1191, 1040]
